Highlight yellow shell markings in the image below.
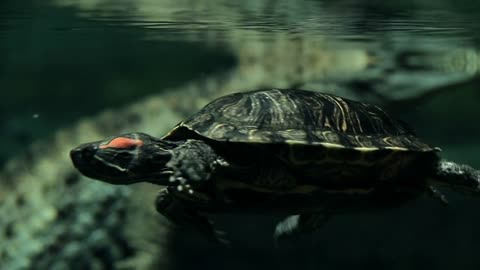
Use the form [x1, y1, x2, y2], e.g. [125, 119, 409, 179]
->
[381, 136, 401, 148]
[230, 92, 263, 126]
[344, 95, 374, 131]
[329, 95, 349, 132]
[185, 125, 429, 152]
[353, 109, 364, 134]
[323, 117, 332, 129]
[206, 123, 236, 139]
[286, 142, 402, 167]
[184, 123, 432, 153]
[257, 89, 307, 129]
[352, 134, 374, 148]
[306, 92, 327, 127]
[197, 90, 301, 140]
[221, 95, 255, 122]
[262, 91, 286, 124]
[167, 89, 437, 154]
[337, 96, 355, 133]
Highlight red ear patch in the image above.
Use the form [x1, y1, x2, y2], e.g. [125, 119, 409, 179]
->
[100, 137, 144, 149]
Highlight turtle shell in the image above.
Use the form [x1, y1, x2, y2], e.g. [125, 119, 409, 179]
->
[164, 89, 436, 153]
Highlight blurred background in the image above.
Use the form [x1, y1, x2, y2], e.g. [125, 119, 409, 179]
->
[1, 0, 480, 269]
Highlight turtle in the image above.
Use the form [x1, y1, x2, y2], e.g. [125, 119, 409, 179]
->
[70, 88, 480, 243]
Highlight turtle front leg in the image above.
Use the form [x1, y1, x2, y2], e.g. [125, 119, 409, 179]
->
[155, 188, 229, 244]
[274, 213, 329, 241]
[166, 139, 228, 193]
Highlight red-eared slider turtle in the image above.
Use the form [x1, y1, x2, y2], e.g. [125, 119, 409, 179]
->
[70, 89, 480, 243]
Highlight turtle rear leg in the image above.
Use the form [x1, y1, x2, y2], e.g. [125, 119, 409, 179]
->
[432, 160, 480, 196]
[274, 213, 329, 241]
[155, 188, 229, 244]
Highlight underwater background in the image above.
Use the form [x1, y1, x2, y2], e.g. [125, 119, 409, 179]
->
[1, 0, 480, 269]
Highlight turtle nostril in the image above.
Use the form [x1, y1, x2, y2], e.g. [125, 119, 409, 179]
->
[70, 148, 81, 160]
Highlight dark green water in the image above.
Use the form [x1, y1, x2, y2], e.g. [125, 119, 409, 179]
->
[1, 0, 480, 269]
[2, 1, 480, 164]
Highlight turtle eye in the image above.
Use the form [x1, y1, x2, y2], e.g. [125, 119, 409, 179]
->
[100, 137, 144, 149]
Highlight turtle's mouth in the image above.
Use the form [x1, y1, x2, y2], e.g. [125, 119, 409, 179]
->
[70, 142, 142, 184]
[70, 144, 99, 174]
[70, 136, 176, 185]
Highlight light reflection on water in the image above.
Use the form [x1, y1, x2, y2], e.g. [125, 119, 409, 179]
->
[45, 0, 478, 44]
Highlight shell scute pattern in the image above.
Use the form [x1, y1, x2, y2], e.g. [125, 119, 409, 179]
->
[168, 89, 436, 152]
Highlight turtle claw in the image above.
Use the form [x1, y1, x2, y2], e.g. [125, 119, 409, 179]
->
[214, 158, 229, 167]
[428, 185, 448, 206]
[169, 176, 195, 193]
[274, 213, 328, 241]
[274, 215, 300, 240]
[176, 183, 194, 194]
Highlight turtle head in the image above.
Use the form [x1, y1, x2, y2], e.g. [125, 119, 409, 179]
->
[70, 132, 178, 185]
